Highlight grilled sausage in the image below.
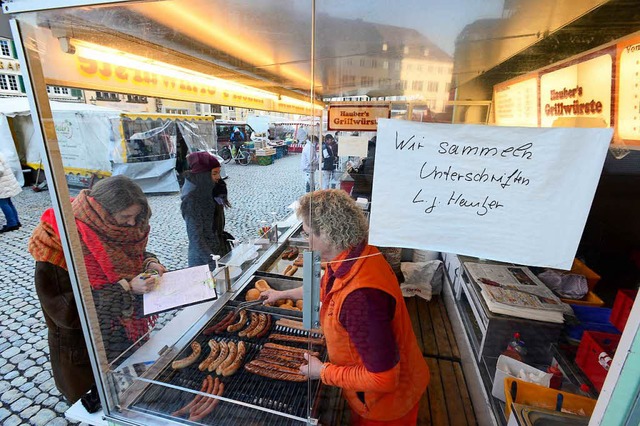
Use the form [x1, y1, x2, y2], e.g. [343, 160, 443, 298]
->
[198, 340, 221, 371]
[216, 341, 237, 375]
[203, 311, 234, 335]
[238, 312, 259, 338]
[245, 360, 307, 382]
[171, 342, 201, 369]
[256, 353, 301, 370]
[171, 375, 209, 417]
[263, 342, 319, 357]
[189, 376, 219, 421]
[227, 309, 247, 333]
[283, 265, 298, 276]
[256, 314, 272, 338]
[222, 340, 246, 376]
[268, 333, 325, 346]
[246, 313, 267, 338]
[207, 341, 228, 372]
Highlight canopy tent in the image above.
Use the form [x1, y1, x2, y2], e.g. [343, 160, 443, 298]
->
[0, 98, 121, 187]
[0, 99, 219, 193]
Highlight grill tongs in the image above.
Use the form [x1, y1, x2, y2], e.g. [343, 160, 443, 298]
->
[233, 299, 264, 313]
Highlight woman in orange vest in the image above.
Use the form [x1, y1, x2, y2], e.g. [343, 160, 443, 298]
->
[262, 189, 429, 425]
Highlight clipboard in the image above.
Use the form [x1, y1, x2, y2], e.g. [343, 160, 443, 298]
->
[143, 264, 218, 315]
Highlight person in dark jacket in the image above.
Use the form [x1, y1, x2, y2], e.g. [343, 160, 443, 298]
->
[350, 136, 376, 200]
[181, 151, 232, 268]
[321, 134, 337, 189]
[28, 175, 166, 403]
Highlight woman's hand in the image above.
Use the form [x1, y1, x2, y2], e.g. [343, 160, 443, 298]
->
[260, 289, 286, 305]
[129, 274, 158, 294]
[145, 261, 167, 276]
[299, 353, 324, 379]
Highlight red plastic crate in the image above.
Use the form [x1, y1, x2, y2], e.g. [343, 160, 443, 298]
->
[575, 331, 621, 391]
[610, 289, 638, 332]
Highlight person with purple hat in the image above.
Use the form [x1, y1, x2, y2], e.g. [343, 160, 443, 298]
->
[181, 151, 233, 268]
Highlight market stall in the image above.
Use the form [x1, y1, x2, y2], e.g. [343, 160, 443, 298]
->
[6, 1, 640, 426]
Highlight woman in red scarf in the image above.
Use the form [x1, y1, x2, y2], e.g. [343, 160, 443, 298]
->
[28, 175, 166, 403]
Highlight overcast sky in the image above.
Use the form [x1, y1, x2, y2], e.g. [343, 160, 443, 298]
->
[316, 0, 505, 55]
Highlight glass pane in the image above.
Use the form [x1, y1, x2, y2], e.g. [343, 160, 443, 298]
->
[11, 0, 640, 425]
[16, 0, 320, 424]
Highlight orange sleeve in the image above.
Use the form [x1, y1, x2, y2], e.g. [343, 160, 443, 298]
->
[321, 362, 400, 392]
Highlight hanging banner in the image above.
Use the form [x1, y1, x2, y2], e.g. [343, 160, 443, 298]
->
[328, 103, 390, 131]
[369, 119, 613, 269]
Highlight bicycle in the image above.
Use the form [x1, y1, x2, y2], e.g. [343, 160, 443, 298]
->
[220, 144, 251, 166]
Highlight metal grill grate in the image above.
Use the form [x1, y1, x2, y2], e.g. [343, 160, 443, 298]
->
[130, 306, 326, 425]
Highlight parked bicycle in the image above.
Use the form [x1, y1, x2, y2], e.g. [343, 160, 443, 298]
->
[220, 144, 251, 165]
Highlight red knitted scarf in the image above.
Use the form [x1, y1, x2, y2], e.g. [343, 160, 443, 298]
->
[29, 190, 155, 341]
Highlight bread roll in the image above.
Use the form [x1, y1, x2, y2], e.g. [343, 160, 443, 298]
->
[295, 299, 303, 310]
[255, 279, 271, 292]
[246, 288, 261, 301]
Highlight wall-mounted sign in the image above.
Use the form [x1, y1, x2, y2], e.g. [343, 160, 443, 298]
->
[616, 35, 640, 145]
[494, 76, 538, 127]
[539, 53, 612, 128]
[327, 103, 390, 131]
[37, 32, 320, 116]
[369, 119, 613, 269]
[0, 59, 20, 75]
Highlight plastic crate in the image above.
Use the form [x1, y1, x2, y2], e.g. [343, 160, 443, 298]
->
[571, 258, 601, 290]
[256, 155, 273, 166]
[610, 289, 638, 332]
[561, 290, 605, 307]
[565, 306, 620, 342]
[575, 331, 621, 391]
[503, 377, 596, 420]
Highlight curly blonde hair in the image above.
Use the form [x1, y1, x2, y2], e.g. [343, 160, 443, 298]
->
[296, 190, 368, 251]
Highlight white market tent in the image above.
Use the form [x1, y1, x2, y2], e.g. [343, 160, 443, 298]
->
[0, 97, 121, 187]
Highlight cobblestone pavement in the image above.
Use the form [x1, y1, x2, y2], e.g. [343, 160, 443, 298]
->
[0, 154, 307, 425]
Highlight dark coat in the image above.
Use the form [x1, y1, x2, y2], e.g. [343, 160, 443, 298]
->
[34, 261, 145, 403]
[181, 172, 231, 268]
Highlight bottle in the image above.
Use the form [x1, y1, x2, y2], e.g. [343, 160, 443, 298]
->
[502, 332, 528, 362]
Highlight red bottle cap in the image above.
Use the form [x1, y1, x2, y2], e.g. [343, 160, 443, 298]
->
[580, 384, 590, 393]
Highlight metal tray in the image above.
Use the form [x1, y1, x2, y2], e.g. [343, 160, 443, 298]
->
[257, 243, 308, 279]
[233, 273, 303, 318]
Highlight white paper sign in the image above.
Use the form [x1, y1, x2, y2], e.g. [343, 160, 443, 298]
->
[143, 265, 216, 315]
[337, 135, 369, 158]
[369, 119, 613, 269]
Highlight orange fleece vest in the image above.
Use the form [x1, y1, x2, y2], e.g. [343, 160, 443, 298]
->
[320, 245, 430, 421]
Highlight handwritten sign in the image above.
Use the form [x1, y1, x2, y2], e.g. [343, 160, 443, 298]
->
[369, 119, 613, 269]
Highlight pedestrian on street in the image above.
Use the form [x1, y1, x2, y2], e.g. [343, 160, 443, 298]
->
[300, 135, 319, 192]
[28, 175, 167, 403]
[181, 151, 233, 269]
[321, 134, 337, 190]
[0, 152, 22, 232]
[261, 190, 429, 425]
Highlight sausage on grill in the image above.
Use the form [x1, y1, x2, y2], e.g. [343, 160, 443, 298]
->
[238, 312, 259, 338]
[244, 360, 307, 382]
[216, 341, 237, 375]
[208, 341, 229, 372]
[222, 340, 246, 376]
[226, 309, 247, 333]
[198, 340, 220, 371]
[171, 342, 201, 369]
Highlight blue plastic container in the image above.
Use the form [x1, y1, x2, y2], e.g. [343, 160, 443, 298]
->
[275, 146, 285, 159]
[566, 305, 620, 342]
